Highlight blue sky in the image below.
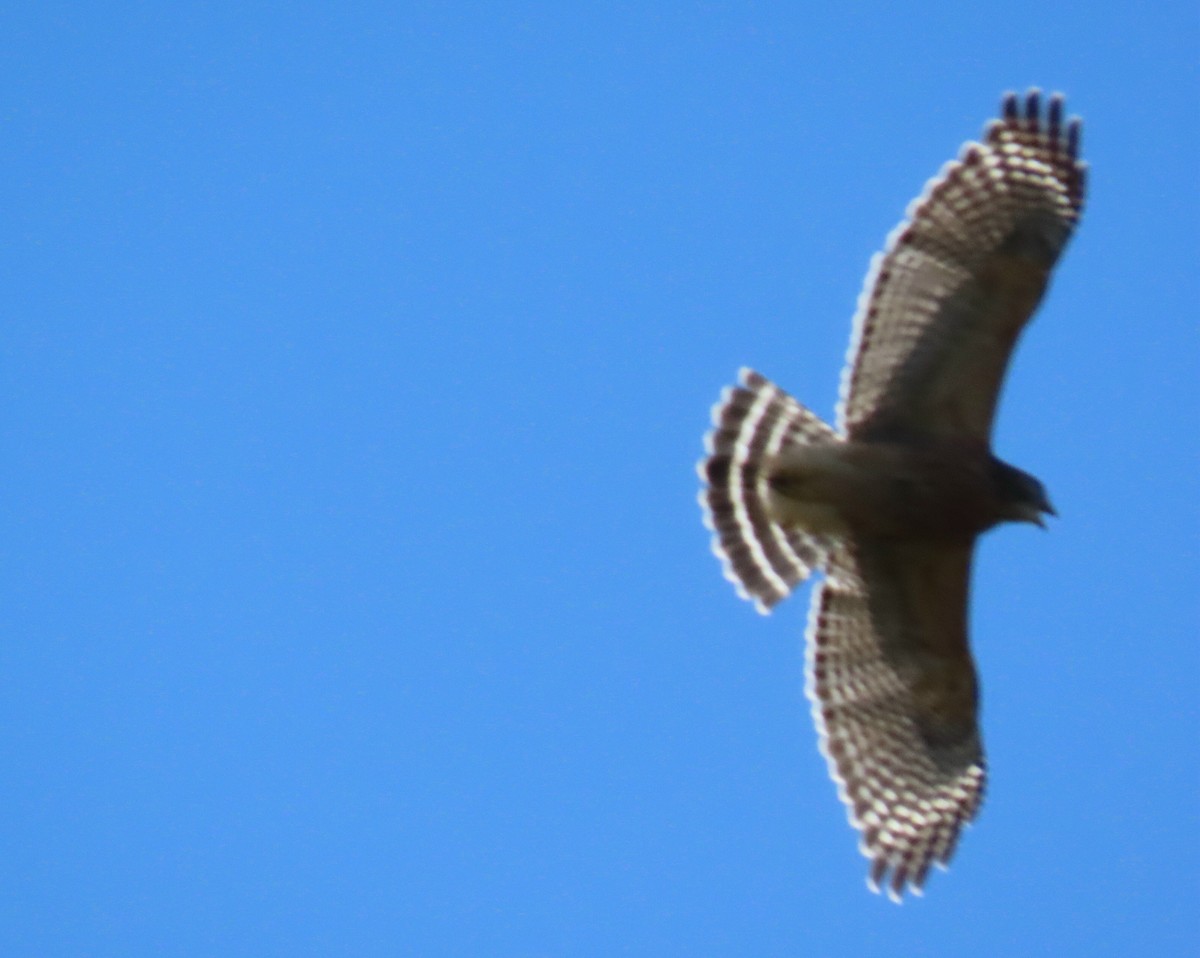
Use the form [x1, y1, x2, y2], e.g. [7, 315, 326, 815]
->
[3, 3, 1197, 956]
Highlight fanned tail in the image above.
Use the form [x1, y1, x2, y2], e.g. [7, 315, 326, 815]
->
[698, 368, 836, 612]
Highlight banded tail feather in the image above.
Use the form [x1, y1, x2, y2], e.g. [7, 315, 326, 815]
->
[699, 369, 836, 612]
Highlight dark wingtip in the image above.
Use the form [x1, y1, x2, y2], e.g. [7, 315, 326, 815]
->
[996, 88, 1084, 174]
[1024, 88, 1042, 127]
[1000, 91, 1019, 121]
[1047, 94, 1063, 140]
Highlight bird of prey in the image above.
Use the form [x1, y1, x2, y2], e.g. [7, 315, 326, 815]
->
[698, 90, 1086, 900]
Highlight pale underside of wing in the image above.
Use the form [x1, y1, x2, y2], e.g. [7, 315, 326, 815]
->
[837, 90, 1086, 443]
[806, 539, 985, 900]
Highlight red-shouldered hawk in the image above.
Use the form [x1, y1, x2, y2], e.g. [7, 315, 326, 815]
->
[699, 90, 1086, 900]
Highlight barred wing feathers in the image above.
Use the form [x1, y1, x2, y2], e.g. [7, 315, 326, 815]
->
[807, 541, 985, 900]
[838, 90, 1086, 442]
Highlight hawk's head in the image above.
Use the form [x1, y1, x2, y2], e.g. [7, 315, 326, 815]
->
[991, 460, 1056, 529]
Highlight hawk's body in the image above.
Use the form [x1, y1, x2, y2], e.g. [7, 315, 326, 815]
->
[699, 91, 1085, 899]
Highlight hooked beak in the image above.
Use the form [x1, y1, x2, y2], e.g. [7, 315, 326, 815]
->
[1015, 498, 1056, 529]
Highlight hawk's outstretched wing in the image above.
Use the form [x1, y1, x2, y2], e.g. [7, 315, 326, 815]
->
[808, 540, 985, 900]
[838, 91, 1086, 442]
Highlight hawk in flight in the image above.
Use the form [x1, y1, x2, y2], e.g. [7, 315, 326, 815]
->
[699, 91, 1086, 899]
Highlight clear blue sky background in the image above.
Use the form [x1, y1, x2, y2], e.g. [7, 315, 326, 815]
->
[3, 4, 1197, 956]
